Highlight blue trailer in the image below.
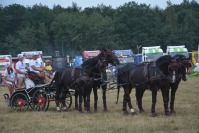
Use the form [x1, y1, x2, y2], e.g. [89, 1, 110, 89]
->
[113, 49, 134, 64]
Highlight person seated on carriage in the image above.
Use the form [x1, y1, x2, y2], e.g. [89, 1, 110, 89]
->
[15, 54, 28, 89]
[4, 62, 17, 96]
[45, 60, 54, 79]
[29, 52, 51, 84]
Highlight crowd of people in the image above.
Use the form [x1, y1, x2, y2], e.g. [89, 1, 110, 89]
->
[2, 53, 54, 96]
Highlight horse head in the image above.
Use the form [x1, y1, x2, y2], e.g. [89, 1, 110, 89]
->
[100, 49, 120, 66]
[173, 54, 192, 81]
[156, 55, 180, 83]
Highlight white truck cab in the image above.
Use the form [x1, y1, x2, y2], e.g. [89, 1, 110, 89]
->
[0, 55, 12, 75]
[166, 45, 188, 58]
[142, 46, 163, 62]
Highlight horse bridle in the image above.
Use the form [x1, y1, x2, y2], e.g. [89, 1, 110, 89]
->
[104, 51, 119, 66]
[178, 60, 192, 80]
[167, 60, 181, 83]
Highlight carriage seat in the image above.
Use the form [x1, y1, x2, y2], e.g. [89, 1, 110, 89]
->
[28, 71, 45, 85]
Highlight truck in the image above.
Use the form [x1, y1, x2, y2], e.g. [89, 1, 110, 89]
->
[113, 49, 134, 64]
[0, 55, 12, 85]
[142, 46, 163, 62]
[82, 50, 100, 61]
[0, 55, 12, 74]
[166, 45, 189, 58]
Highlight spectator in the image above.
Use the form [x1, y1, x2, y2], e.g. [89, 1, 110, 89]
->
[45, 60, 54, 79]
[15, 54, 27, 88]
[4, 62, 16, 96]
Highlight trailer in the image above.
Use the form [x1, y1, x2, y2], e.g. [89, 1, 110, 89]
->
[142, 46, 163, 62]
[166, 45, 189, 58]
[82, 50, 100, 61]
[113, 49, 134, 64]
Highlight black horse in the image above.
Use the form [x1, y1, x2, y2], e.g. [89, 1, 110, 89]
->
[51, 49, 119, 112]
[169, 54, 192, 114]
[116, 55, 179, 116]
[74, 50, 120, 112]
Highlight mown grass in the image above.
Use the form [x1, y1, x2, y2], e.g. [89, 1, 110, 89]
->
[0, 77, 198, 133]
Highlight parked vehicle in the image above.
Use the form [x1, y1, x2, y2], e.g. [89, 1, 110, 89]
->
[82, 50, 100, 61]
[113, 49, 134, 64]
[142, 46, 163, 62]
[166, 45, 189, 58]
[0, 55, 12, 85]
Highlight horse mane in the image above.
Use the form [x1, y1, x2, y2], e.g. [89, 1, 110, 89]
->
[81, 51, 105, 67]
[154, 55, 173, 76]
[81, 57, 99, 68]
[156, 55, 172, 66]
[172, 54, 186, 61]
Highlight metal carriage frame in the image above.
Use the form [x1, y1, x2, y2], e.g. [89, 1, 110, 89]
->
[4, 83, 73, 112]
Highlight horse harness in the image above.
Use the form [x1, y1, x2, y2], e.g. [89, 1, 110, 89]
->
[118, 61, 179, 87]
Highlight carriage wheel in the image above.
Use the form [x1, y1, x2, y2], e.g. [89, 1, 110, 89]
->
[10, 92, 29, 112]
[65, 93, 72, 109]
[32, 89, 49, 111]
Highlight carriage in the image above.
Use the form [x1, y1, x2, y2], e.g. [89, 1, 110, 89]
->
[3, 71, 73, 112]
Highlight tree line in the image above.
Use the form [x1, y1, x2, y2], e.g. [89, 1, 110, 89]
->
[0, 0, 199, 58]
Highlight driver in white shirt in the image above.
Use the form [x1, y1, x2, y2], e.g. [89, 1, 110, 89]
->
[29, 52, 51, 83]
[29, 52, 45, 77]
[15, 54, 27, 88]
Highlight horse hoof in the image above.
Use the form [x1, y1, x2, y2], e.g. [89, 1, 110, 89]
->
[57, 109, 61, 112]
[131, 112, 137, 115]
[123, 111, 129, 115]
[79, 110, 84, 113]
[104, 108, 108, 112]
[151, 112, 158, 117]
[170, 110, 176, 115]
[139, 109, 145, 113]
[165, 112, 171, 116]
[87, 110, 92, 113]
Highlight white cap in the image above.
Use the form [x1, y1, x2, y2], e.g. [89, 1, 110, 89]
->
[4, 62, 11, 68]
[17, 54, 24, 58]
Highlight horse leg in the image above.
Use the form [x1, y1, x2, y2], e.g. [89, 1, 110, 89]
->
[102, 84, 108, 111]
[60, 89, 68, 111]
[83, 90, 87, 110]
[116, 85, 120, 104]
[127, 88, 136, 115]
[151, 88, 158, 117]
[74, 90, 79, 110]
[93, 86, 98, 112]
[86, 87, 92, 112]
[78, 88, 83, 112]
[170, 85, 178, 114]
[55, 87, 61, 112]
[136, 87, 145, 113]
[161, 86, 170, 116]
[123, 93, 128, 115]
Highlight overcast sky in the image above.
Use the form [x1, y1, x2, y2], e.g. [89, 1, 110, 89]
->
[0, 0, 187, 9]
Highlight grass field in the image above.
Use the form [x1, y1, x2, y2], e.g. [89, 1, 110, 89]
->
[0, 77, 198, 133]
